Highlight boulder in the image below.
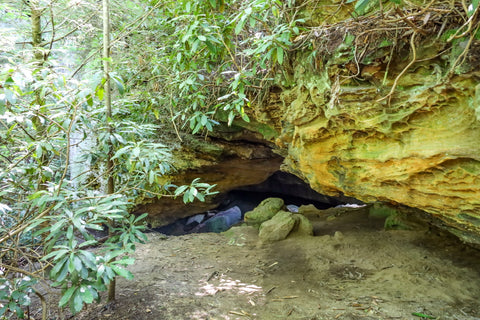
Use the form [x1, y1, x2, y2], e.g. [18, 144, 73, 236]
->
[291, 214, 314, 236]
[286, 204, 299, 213]
[185, 213, 206, 230]
[258, 211, 295, 242]
[192, 206, 242, 233]
[244, 197, 284, 226]
[298, 204, 324, 217]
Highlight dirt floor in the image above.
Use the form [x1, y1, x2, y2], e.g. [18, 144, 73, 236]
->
[71, 206, 480, 320]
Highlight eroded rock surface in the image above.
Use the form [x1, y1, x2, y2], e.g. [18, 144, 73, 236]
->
[241, 5, 480, 243]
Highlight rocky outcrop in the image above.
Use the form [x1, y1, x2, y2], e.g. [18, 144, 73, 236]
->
[273, 72, 480, 242]
[242, 2, 480, 242]
[141, 2, 480, 243]
[136, 136, 283, 227]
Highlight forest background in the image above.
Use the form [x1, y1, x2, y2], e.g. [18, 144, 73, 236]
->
[0, 0, 302, 318]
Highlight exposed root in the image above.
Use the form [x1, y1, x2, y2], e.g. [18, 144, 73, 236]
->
[377, 32, 417, 105]
[290, 0, 480, 100]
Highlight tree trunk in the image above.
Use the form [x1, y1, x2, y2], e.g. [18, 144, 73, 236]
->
[102, 0, 116, 303]
[30, 0, 44, 65]
[29, 0, 48, 189]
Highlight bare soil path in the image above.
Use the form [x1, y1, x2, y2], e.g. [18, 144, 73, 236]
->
[76, 208, 480, 320]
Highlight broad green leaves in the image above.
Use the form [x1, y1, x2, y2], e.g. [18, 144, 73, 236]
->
[139, 0, 303, 136]
[0, 276, 37, 319]
[0, 33, 192, 317]
[173, 178, 218, 203]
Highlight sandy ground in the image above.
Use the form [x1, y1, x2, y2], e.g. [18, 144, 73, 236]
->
[65, 206, 480, 320]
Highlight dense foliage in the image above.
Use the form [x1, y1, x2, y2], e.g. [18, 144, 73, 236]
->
[0, 0, 298, 317]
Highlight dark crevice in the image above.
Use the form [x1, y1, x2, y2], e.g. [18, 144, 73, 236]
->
[153, 171, 363, 236]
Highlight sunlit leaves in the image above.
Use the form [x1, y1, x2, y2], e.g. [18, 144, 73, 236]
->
[468, 0, 479, 17]
[0, 276, 37, 319]
[141, 0, 303, 135]
[173, 178, 218, 203]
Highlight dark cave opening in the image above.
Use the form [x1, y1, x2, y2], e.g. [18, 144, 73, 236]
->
[153, 171, 363, 236]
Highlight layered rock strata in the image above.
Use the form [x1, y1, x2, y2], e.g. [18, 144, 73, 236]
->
[249, 26, 480, 242]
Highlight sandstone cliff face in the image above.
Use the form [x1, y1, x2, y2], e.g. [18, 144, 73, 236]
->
[248, 3, 480, 242]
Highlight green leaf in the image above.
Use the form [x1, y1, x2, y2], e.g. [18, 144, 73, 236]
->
[73, 256, 83, 272]
[468, 0, 479, 16]
[79, 286, 94, 304]
[111, 265, 133, 280]
[96, 87, 104, 100]
[183, 191, 190, 203]
[24, 218, 47, 233]
[50, 256, 68, 276]
[134, 212, 149, 223]
[78, 250, 96, 268]
[196, 193, 205, 202]
[148, 170, 155, 184]
[112, 257, 135, 265]
[14, 305, 24, 318]
[0, 305, 7, 316]
[67, 225, 73, 240]
[4, 89, 16, 104]
[68, 253, 76, 274]
[112, 76, 125, 95]
[59, 286, 76, 307]
[71, 290, 84, 313]
[42, 249, 68, 261]
[86, 94, 93, 106]
[174, 185, 188, 196]
[35, 144, 43, 159]
[227, 110, 235, 126]
[192, 121, 202, 134]
[57, 259, 70, 282]
[79, 240, 97, 248]
[205, 41, 217, 54]
[50, 219, 65, 234]
[198, 35, 206, 41]
[354, 0, 372, 15]
[277, 47, 284, 64]
[235, 16, 247, 35]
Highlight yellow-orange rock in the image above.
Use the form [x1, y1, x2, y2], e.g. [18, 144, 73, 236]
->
[254, 56, 480, 243]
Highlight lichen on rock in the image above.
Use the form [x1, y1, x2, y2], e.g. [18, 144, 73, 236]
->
[244, 197, 284, 226]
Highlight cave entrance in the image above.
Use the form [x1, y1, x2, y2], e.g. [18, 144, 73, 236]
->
[153, 171, 363, 236]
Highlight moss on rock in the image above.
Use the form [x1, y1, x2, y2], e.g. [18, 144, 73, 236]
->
[258, 211, 296, 242]
[244, 197, 285, 226]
